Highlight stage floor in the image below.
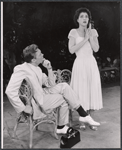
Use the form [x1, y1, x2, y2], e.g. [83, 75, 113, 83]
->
[2, 83, 120, 148]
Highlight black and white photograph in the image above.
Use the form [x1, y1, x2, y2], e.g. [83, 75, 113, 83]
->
[1, 1, 120, 148]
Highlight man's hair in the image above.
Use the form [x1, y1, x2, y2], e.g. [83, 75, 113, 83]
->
[73, 7, 92, 28]
[23, 44, 38, 63]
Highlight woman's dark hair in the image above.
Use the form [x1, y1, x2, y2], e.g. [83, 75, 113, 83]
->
[23, 44, 38, 63]
[73, 7, 92, 28]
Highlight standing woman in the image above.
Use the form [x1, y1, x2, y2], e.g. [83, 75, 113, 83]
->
[68, 8, 103, 116]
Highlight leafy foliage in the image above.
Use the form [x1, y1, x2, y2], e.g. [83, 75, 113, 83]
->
[3, 2, 120, 92]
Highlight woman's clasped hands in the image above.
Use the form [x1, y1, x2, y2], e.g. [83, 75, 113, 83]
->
[85, 29, 93, 41]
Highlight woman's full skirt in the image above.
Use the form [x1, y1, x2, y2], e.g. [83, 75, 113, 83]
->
[70, 56, 103, 111]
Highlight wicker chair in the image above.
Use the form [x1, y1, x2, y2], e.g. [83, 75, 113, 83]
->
[53, 69, 71, 84]
[53, 69, 73, 126]
[13, 77, 59, 148]
[13, 69, 72, 148]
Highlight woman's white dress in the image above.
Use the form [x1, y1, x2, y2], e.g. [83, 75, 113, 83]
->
[68, 29, 103, 111]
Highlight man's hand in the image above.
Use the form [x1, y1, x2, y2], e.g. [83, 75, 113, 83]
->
[42, 59, 52, 70]
[23, 105, 33, 115]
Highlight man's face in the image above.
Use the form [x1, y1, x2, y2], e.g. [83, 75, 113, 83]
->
[34, 48, 44, 65]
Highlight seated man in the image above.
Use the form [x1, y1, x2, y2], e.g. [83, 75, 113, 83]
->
[5, 44, 100, 134]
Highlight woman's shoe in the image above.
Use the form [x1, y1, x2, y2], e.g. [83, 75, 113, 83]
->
[89, 125, 98, 131]
[79, 123, 86, 130]
[79, 115, 100, 126]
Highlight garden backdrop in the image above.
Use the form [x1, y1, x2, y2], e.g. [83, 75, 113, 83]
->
[3, 1, 120, 93]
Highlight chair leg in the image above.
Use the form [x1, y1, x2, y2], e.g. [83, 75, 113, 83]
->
[54, 109, 58, 140]
[54, 123, 58, 140]
[69, 109, 73, 127]
[13, 115, 21, 138]
[29, 116, 33, 149]
[13, 122, 18, 138]
[35, 125, 38, 130]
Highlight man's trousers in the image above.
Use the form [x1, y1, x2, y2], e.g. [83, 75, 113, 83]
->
[43, 82, 80, 126]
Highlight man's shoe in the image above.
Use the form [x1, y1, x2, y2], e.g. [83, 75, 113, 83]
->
[79, 115, 100, 126]
[57, 125, 69, 134]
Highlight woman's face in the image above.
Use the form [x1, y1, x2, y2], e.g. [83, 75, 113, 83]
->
[77, 12, 89, 27]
